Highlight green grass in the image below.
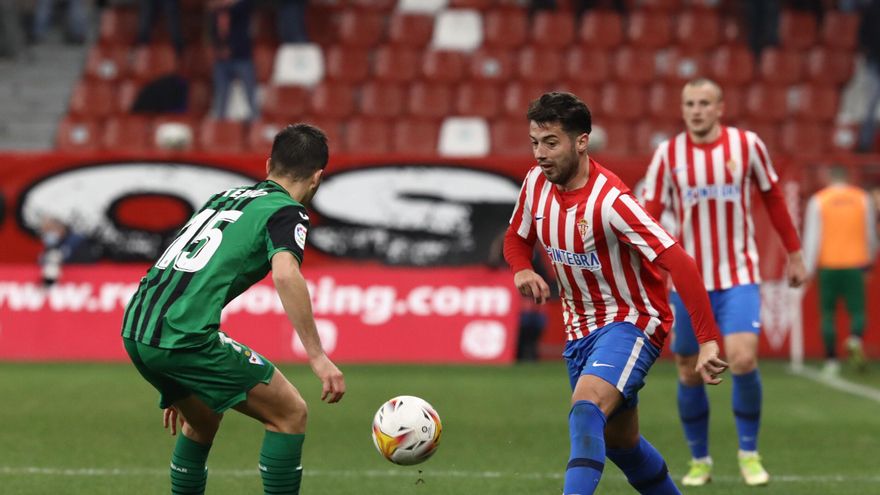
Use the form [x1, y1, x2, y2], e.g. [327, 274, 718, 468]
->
[1, 360, 879, 494]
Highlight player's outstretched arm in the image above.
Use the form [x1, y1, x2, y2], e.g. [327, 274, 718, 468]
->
[503, 226, 550, 304]
[272, 251, 346, 403]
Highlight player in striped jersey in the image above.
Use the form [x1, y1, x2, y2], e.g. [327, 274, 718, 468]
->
[121, 124, 345, 495]
[642, 78, 807, 487]
[505, 92, 728, 495]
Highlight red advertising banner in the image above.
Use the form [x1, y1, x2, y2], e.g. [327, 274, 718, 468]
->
[0, 265, 521, 363]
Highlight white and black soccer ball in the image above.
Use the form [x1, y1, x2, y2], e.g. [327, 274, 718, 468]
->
[371, 395, 442, 466]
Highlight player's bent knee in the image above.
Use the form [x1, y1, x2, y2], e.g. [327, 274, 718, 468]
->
[729, 354, 757, 374]
[182, 415, 222, 443]
[268, 394, 308, 434]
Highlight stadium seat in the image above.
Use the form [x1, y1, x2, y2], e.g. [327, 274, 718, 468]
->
[564, 46, 609, 85]
[69, 81, 117, 119]
[490, 118, 532, 156]
[130, 44, 178, 82]
[611, 47, 656, 85]
[101, 116, 152, 151]
[634, 119, 680, 154]
[98, 7, 138, 45]
[722, 85, 744, 122]
[656, 47, 707, 85]
[344, 117, 392, 154]
[431, 9, 483, 51]
[626, 11, 672, 49]
[577, 10, 622, 49]
[272, 43, 325, 87]
[744, 84, 787, 123]
[388, 12, 434, 47]
[758, 47, 803, 85]
[787, 84, 839, 122]
[469, 47, 515, 82]
[306, 5, 339, 45]
[55, 118, 102, 151]
[483, 9, 528, 48]
[324, 46, 370, 83]
[805, 47, 855, 86]
[252, 8, 278, 45]
[261, 85, 309, 120]
[408, 82, 453, 119]
[530, 11, 575, 49]
[309, 82, 356, 119]
[438, 116, 490, 157]
[709, 44, 755, 86]
[820, 11, 859, 50]
[338, 10, 385, 47]
[598, 84, 645, 122]
[779, 10, 817, 50]
[552, 82, 599, 109]
[780, 121, 827, 156]
[188, 79, 212, 116]
[739, 122, 780, 152]
[829, 123, 858, 152]
[180, 42, 212, 81]
[398, 0, 448, 14]
[674, 9, 720, 50]
[373, 46, 421, 82]
[152, 115, 197, 150]
[454, 82, 500, 118]
[591, 120, 633, 156]
[647, 83, 683, 121]
[359, 81, 406, 118]
[501, 81, 547, 117]
[516, 46, 562, 84]
[300, 116, 344, 154]
[350, 0, 396, 10]
[247, 119, 285, 154]
[84, 44, 128, 82]
[253, 43, 275, 83]
[197, 118, 246, 153]
[422, 50, 467, 83]
[449, 0, 493, 8]
[637, 0, 683, 11]
[116, 79, 140, 113]
[391, 118, 441, 154]
[720, 15, 745, 44]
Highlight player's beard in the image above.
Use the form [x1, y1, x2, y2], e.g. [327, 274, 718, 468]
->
[540, 143, 579, 186]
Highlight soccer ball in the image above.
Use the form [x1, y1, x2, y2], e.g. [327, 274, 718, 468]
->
[371, 395, 442, 466]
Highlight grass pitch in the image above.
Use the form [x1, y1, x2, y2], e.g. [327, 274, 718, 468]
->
[0, 360, 878, 494]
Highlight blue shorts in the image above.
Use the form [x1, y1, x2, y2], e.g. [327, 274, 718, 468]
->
[563, 322, 661, 410]
[670, 283, 761, 356]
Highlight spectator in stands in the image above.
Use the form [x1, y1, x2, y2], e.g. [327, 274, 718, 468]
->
[744, 0, 780, 58]
[37, 216, 100, 286]
[802, 165, 878, 376]
[857, 0, 880, 152]
[530, 0, 626, 17]
[210, 0, 258, 121]
[32, 0, 87, 44]
[277, 0, 309, 43]
[136, 0, 184, 57]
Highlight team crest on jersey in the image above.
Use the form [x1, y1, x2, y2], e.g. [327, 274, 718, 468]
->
[577, 218, 589, 238]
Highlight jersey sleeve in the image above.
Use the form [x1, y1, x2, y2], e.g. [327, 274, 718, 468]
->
[609, 193, 677, 262]
[266, 204, 310, 264]
[509, 170, 537, 242]
[642, 142, 671, 218]
[749, 133, 779, 192]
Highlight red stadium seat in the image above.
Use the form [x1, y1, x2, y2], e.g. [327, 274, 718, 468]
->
[84, 44, 129, 82]
[739, 122, 780, 152]
[373, 46, 421, 83]
[116, 79, 140, 113]
[180, 42, 212, 81]
[490, 118, 532, 157]
[565, 46, 609, 85]
[637, 0, 683, 11]
[626, 11, 672, 49]
[720, 15, 745, 44]
[674, 9, 720, 50]
[657, 47, 708, 85]
[647, 83, 683, 121]
[344, 117, 391, 154]
[530, 11, 575, 48]
[102, 116, 152, 151]
[391, 118, 440, 154]
[708, 44, 755, 86]
[454, 82, 501, 118]
[820, 11, 859, 50]
[247, 119, 286, 154]
[634, 119, 681, 154]
[780, 121, 827, 156]
[516, 46, 562, 84]
[306, 5, 339, 45]
[421, 50, 466, 83]
[449, 0, 495, 8]
[611, 47, 656, 85]
[407, 82, 453, 119]
[69, 81, 117, 119]
[349, 0, 395, 10]
[779, 10, 817, 50]
[483, 9, 528, 48]
[593, 120, 633, 156]
[198, 118, 245, 153]
[805, 47, 855, 86]
[501, 81, 547, 117]
[308, 83, 356, 119]
[577, 10, 622, 49]
[598, 84, 645, 122]
[338, 10, 385, 47]
[721, 85, 744, 123]
[55, 118, 102, 151]
[130, 44, 178, 82]
[98, 7, 138, 45]
[253, 44, 275, 83]
[359, 81, 406, 118]
[552, 82, 599, 110]
[300, 116, 344, 154]
[744, 84, 787, 123]
[261, 85, 309, 120]
[469, 47, 515, 82]
[324, 46, 370, 83]
[252, 8, 278, 45]
[758, 47, 803, 85]
[388, 12, 434, 47]
[787, 84, 839, 122]
[152, 114, 198, 148]
[187, 79, 212, 116]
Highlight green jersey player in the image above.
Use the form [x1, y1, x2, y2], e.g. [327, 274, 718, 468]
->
[121, 124, 345, 495]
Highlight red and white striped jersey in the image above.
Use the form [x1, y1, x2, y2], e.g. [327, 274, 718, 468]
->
[509, 159, 676, 347]
[643, 127, 779, 291]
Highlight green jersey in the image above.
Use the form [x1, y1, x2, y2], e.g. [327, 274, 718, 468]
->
[121, 180, 310, 349]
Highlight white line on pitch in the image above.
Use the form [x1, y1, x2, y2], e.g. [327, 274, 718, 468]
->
[792, 365, 880, 403]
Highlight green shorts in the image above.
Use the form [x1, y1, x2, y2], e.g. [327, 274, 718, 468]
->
[123, 332, 276, 413]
